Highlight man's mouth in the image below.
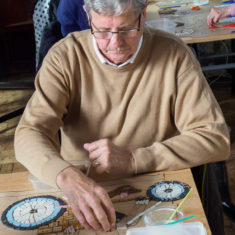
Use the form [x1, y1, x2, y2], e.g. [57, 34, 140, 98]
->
[104, 47, 128, 53]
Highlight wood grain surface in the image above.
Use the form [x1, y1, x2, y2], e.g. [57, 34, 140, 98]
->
[0, 169, 211, 235]
[0, 89, 33, 172]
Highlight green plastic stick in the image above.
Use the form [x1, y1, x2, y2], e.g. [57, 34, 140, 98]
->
[166, 187, 193, 224]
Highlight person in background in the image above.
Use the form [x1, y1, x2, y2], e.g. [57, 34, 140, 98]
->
[57, 0, 90, 37]
[15, 0, 230, 232]
[207, 4, 235, 26]
[37, 0, 90, 71]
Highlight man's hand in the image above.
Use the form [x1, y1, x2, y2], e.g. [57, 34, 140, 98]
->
[207, 6, 231, 26]
[56, 166, 116, 231]
[83, 138, 136, 175]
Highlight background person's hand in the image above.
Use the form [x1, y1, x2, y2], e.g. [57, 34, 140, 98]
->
[84, 138, 136, 175]
[207, 6, 231, 26]
[56, 166, 116, 231]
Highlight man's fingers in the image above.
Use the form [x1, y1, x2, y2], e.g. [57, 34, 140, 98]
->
[84, 139, 111, 152]
[91, 203, 111, 231]
[71, 204, 93, 230]
[89, 147, 105, 161]
[84, 143, 98, 152]
[79, 204, 103, 231]
[84, 194, 112, 232]
[102, 201, 116, 228]
[97, 189, 116, 228]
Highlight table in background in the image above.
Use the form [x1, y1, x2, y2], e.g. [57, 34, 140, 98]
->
[157, 0, 235, 92]
[168, 0, 235, 43]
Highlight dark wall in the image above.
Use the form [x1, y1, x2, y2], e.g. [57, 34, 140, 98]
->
[0, 0, 37, 27]
[0, 0, 37, 80]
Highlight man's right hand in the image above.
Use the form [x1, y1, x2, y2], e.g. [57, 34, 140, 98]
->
[56, 166, 116, 231]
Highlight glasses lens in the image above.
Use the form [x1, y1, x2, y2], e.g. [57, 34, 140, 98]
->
[119, 30, 138, 38]
[93, 30, 138, 39]
[93, 32, 111, 39]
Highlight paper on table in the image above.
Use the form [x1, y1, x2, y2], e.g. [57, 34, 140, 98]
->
[126, 222, 207, 235]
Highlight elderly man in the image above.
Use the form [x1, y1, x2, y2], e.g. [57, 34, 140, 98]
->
[15, 0, 230, 232]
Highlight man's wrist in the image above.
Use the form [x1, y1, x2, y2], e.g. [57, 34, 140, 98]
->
[56, 166, 83, 188]
[129, 153, 136, 174]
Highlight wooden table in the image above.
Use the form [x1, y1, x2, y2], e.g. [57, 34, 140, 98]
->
[0, 169, 211, 235]
[156, 0, 235, 92]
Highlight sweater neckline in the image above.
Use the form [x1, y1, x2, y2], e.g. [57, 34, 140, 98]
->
[88, 31, 150, 72]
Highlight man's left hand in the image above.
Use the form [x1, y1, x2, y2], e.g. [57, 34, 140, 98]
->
[84, 139, 136, 175]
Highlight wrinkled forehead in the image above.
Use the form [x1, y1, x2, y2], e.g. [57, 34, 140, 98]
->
[90, 9, 138, 27]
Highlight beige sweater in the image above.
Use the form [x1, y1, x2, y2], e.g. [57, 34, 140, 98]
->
[14, 28, 230, 188]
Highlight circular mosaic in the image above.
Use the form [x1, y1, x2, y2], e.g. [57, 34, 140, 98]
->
[1, 195, 66, 230]
[146, 181, 190, 202]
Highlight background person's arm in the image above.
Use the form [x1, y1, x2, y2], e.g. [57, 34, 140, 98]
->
[207, 4, 235, 26]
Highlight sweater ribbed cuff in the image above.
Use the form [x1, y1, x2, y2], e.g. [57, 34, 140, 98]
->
[41, 158, 71, 188]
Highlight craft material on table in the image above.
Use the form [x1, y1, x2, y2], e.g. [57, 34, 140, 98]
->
[143, 205, 184, 226]
[108, 185, 142, 198]
[156, 1, 193, 8]
[219, 16, 235, 23]
[126, 221, 207, 235]
[0, 172, 167, 234]
[126, 201, 162, 226]
[166, 215, 195, 225]
[165, 187, 193, 224]
[159, 8, 178, 15]
[1, 195, 67, 230]
[222, 23, 235, 27]
[146, 181, 191, 202]
[220, 0, 235, 4]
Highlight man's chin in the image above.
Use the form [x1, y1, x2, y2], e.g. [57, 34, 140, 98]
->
[106, 54, 129, 65]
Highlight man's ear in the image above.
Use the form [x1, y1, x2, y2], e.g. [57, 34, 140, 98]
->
[142, 4, 147, 20]
[83, 5, 90, 23]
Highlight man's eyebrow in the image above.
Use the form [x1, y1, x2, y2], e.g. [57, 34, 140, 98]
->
[94, 17, 138, 31]
[94, 25, 111, 31]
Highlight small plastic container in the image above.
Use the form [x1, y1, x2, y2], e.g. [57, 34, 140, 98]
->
[144, 205, 184, 226]
[28, 173, 55, 190]
[145, 18, 176, 34]
[126, 222, 207, 235]
[193, 0, 209, 6]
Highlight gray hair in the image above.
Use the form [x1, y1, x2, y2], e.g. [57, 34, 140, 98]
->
[84, 0, 147, 18]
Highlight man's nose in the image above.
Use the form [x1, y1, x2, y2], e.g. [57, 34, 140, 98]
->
[109, 32, 122, 47]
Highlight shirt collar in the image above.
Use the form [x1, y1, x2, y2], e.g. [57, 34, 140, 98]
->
[92, 35, 143, 68]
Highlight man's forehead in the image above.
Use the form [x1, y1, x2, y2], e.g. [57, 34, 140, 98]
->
[90, 9, 138, 27]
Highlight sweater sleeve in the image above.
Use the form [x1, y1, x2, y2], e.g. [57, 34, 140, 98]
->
[230, 4, 235, 16]
[14, 50, 72, 188]
[132, 49, 230, 173]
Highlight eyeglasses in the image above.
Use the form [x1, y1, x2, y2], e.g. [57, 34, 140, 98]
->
[90, 14, 141, 39]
